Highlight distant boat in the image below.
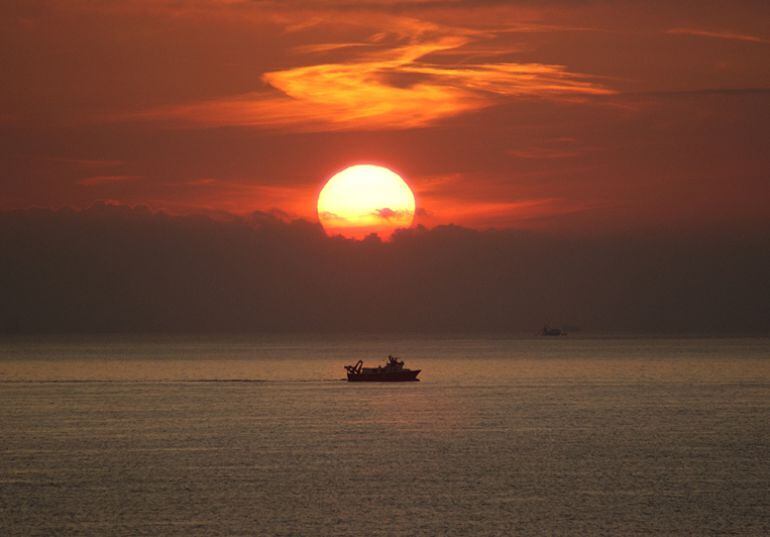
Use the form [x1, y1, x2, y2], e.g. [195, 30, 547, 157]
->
[345, 355, 421, 382]
[541, 325, 566, 336]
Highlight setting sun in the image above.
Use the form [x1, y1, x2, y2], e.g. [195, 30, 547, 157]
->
[317, 165, 416, 239]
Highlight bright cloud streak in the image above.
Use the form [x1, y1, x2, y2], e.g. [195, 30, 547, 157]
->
[667, 27, 768, 44]
[134, 19, 614, 131]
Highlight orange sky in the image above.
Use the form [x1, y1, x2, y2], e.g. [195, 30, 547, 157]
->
[1, 0, 769, 235]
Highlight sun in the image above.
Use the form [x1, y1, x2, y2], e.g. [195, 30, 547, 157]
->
[317, 165, 416, 239]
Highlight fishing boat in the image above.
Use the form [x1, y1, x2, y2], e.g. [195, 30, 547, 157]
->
[345, 355, 420, 382]
[541, 324, 566, 336]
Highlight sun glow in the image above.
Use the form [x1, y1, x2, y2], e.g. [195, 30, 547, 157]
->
[317, 165, 416, 239]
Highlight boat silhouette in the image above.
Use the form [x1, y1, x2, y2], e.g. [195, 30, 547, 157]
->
[540, 324, 566, 336]
[345, 355, 420, 382]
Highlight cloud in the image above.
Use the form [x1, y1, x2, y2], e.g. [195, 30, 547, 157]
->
[374, 207, 406, 220]
[410, 171, 605, 229]
[1, 204, 767, 334]
[78, 175, 142, 186]
[291, 42, 375, 54]
[319, 210, 345, 223]
[47, 158, 125, 170]
[508, 148, 583, 159]
[146, 180, 315, 217]
[186, 178, 218, 186]
[422, 198, 598, 227]
[131, 18, 614, 131]
[622, 87, 770, 98]
[666, 27, 768, 44]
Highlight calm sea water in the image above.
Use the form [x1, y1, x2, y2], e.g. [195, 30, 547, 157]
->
[1, 335, 769, 536]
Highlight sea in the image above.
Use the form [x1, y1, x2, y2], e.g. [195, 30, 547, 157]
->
[1, 335, 769, 536]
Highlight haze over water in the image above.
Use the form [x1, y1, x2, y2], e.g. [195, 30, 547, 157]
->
[2, 335, 769, 536]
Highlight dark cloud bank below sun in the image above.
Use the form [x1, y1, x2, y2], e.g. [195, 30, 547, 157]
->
[1, 205, 768, 334]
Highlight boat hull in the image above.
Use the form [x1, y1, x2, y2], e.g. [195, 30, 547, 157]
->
[347, 370, 420, 382]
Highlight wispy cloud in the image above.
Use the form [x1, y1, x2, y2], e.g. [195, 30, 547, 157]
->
[421, 198, 599, 228]
[508, 141, 600, 160]
[291, 42, 375, 54]
[508, 148, 584, 160]
[48, 157, 124, 170]
[667, 27, 768, 44]
[79, 175, 141, 186]
[131, 18, 614, 131]
[146, 179, 316, 217]
[374, 207, 412, 220]
[410, 170, 606, 229]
